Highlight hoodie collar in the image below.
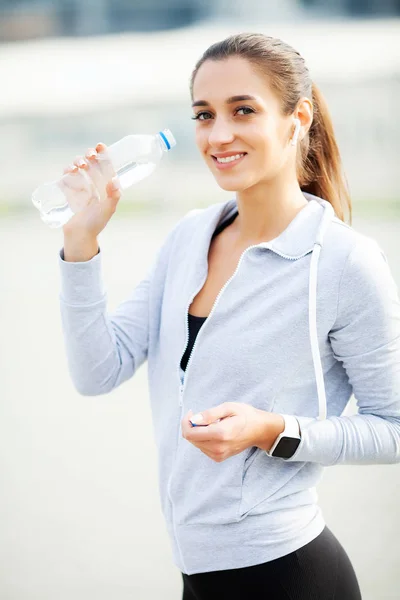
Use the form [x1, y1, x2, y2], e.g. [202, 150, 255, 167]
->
[212, 192, 335, 259]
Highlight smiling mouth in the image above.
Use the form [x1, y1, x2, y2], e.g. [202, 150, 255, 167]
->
[212, 153, 247, 167]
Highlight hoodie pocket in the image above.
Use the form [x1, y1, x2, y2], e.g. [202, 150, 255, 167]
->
[242, 445, 261, 481]
[239, 449, 277, 518]
[239, 448, 306, 518]
[169, 439, 247, 526]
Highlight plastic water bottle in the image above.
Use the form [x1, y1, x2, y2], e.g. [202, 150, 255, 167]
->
[32, 128, 176, 228]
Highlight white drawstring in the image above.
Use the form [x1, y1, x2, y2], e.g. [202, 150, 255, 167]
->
[308, 203, 334, 421]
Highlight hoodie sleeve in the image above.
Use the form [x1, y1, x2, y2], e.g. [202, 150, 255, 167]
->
[58, 214, 188, 396]
[286, 238, 400, 465]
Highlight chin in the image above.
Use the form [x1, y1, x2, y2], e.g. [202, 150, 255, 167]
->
[213, 174, 255, 193]
[215, 181, 241, 192]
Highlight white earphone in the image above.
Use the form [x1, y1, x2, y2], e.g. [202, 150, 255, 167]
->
[291, 118, 301, 146]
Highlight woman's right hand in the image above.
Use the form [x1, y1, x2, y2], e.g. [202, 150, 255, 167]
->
[62, 142, 121, 241]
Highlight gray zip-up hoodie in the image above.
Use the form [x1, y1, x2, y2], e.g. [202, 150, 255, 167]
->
[59, 193, 400, 575]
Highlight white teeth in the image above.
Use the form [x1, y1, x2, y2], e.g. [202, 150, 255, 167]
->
[216, 153, 245, 164]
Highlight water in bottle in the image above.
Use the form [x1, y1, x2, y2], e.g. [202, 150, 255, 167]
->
[32, 129, 176, 228]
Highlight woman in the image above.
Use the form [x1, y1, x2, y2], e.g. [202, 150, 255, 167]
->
[59, 34, 400, 599]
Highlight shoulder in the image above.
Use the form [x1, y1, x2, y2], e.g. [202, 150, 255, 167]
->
[303, 194, 383, 266]
[311, 200, 398, 317]
[325, 211, 387, 271]
[167, 200, 228, 245]
[151, 201, 225, 273]
[325, 215, 398, 319]
[159, 205, 209, 246]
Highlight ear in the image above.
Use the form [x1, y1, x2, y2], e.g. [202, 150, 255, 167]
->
[290, 118, 301, 146]
[294, 97, 313, 142]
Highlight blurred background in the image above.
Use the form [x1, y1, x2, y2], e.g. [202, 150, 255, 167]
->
[0, 2, 399, 599]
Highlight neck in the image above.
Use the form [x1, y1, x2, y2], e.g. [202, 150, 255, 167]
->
[233, 176, 308, 246]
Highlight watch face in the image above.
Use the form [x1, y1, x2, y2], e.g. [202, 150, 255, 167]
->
[273, 436, 301, 459]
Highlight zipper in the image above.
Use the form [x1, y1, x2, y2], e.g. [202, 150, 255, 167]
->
[178, 242, 314, 406]
[179, 243, 261, 403]
[178, 270, 208, 406]
[171, 240, 315, 573]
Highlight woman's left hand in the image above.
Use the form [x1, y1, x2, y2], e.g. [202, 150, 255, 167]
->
[181, 402, 285, 462]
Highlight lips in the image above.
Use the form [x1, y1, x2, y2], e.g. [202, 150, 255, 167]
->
[211, 152, 247, 169]
[214, 153, 246, 164]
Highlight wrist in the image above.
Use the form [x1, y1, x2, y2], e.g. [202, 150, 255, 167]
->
[63, 233, 99, 262]
[254, 409, 285, 452]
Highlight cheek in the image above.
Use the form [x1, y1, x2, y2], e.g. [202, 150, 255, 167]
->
[245, 120, 270, 149]
[254, 118, 282, 148]
[195, 127, 208, 153]
[255, 128, 284, 164]
[250, 129, 285, 177]
[274, 120, 291, 149]
[252, 131, 273, 161]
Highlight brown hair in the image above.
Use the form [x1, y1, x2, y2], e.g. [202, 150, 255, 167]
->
[190, 33, 351, 223]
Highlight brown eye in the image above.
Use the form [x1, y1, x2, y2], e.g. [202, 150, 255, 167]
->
[192, 111, 213, 121]
[236, 106, 255, 116]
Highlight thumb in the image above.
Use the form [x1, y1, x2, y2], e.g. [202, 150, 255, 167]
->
[190, 402, 235, 426]
[105, 177, 121, 210]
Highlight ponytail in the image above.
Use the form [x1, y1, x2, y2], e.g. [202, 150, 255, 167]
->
[300, 83, 352, 224]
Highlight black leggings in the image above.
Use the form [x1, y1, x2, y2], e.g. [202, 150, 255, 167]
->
[181, 526, 362, 600]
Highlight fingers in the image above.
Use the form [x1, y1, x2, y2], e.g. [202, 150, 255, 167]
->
[85, 147, 97, 162]
[182, 412, 223, 442]
[190, 402, 235, 426]
[73, 155, 88, 169]
[86, 144, 116, 200]
[107, 176, 121, 193]
[95, 142, 107, 153]
[105, 179, 121, 210]
[63, 151, 89, 175]
[63, 164, 78, 174]
[63, 143, 116, 201]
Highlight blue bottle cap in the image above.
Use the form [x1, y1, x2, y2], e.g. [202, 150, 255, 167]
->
[158, 128, 176, 151]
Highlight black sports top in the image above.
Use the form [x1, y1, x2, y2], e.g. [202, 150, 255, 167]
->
[180, 210, 239, 372]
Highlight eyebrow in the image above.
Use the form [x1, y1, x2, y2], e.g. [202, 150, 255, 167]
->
[191, 94, 257, 108]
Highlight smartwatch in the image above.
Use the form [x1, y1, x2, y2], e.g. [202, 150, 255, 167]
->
[266, 414, 301, 459]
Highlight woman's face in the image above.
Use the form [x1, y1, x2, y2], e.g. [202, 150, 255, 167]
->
[191, 56, 295, 192]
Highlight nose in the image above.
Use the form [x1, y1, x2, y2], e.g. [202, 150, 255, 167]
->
[208, 117, 235, 147]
